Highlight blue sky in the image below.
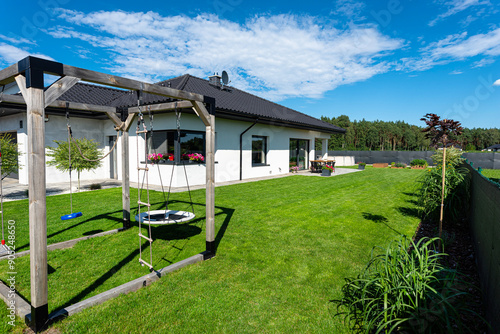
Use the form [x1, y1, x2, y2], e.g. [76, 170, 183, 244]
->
[1, 0, 499, 129]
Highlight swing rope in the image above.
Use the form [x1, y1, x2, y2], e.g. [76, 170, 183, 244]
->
[66, 110, 121, 162]
[67, 110, 74, 214]
[164, 103, 195, 215]
[60, 104, 83, 220]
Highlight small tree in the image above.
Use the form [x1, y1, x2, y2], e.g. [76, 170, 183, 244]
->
[420, 114, 463, 244]
[0, 133, 21, 180]
[47, 138, 103, 190]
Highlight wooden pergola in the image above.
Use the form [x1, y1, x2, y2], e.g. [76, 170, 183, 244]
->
[0, 56, 216, 332]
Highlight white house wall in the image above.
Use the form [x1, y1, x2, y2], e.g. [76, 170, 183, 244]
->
[3, 109, 336, 187]
[129, 113, 332, 187]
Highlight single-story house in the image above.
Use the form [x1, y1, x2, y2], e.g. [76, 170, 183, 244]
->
[0, 72, 345, 187]
[483, 144, 500, 152]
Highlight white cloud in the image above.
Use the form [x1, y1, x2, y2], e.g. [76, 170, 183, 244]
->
[332, 0, 366, 21]
[472, 57, 495, 67]
[402, 28, 500, 71]
[429, 0, 491, 26]
[0, 34, 36, 45]
[0, 43, 54, 66]
[47, 9, 403, 101]
[449, 70, 463, 74]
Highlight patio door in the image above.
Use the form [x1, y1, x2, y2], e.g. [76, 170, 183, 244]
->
[289, 139, 309, 170]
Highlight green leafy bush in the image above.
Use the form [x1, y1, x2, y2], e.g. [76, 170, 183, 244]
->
[358, 162, 366, 166]
[410, 159, 428, 167]
[0, 133, 21, 179]
[334, 236, 480, 333]
[394, 162, 406, 168]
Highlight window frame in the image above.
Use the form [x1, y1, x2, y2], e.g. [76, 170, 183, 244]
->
[147, 129, 206, 164]
[251, 135, 268, 167]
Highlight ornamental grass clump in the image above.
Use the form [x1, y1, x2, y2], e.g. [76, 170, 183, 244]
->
[416, 148, 470, 223]
[334, 236, 478, 334]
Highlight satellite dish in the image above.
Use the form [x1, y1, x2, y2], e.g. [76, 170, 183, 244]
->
[221, 71, 229, 85]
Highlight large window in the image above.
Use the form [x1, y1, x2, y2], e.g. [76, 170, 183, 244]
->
[148, 130, 205, 163]
[252, 136, 267, 166]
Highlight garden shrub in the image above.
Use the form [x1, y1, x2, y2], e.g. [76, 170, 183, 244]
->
[394, 162, 406, 168]
[89, 183, 102, 190]
[334, 236, 479, 333]
[410, 159, 428, 167]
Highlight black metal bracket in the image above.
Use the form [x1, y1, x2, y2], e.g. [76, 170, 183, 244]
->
[17, 56, 64, 90]
[203, 96, 216, 115]
[117, 106, 129, 122]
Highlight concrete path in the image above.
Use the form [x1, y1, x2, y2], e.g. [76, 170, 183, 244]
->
[0, 168, 361, 201]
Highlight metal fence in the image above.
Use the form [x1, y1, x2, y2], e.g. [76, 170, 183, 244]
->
[465, 163, 500, 333]
[328, 151, 500, 169]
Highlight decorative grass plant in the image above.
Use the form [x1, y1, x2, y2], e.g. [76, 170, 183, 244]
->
[334, 236, 481, 333]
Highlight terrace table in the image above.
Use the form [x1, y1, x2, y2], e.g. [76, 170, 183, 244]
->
[310, 160, 335, 173]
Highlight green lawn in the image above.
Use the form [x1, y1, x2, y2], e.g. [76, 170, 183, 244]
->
[0, 168, 423, 333]
[481, 168, 500, 183]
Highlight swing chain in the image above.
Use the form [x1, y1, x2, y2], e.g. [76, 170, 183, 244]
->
[175, 102, 181, 140]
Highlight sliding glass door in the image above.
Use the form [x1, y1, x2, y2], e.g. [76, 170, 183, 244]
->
[289, 139, 309, 170]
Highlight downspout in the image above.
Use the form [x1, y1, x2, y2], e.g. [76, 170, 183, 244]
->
[240, 119, 258, 180]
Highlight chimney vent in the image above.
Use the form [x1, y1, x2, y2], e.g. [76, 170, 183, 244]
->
[208, 73, 222, 87]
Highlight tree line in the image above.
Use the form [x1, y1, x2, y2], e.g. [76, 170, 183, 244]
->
[321, 115, 500, 151]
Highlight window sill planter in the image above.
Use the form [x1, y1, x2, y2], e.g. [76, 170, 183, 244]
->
[321, 169, 332, 177]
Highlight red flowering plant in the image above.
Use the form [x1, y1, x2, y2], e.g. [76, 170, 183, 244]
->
[148, 153, 164, 164]
[322, 165, 334, 172]
[182, 153, 204, 163]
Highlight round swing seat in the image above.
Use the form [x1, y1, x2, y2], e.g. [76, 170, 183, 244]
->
[61, 212, 83, 220]
[135, 210, 195, 225]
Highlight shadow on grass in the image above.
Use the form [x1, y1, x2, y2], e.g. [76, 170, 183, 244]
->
[16, 212, 124, 252]
[57, 244, 144, 310]
[51, 200, 235, 312]
[362, 212, 402, 235]
[397, 207, 421, 219]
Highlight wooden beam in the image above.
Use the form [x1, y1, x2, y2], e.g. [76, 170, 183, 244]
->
[48, 254, 204, 320]
[123, 113, 136, 132]
[0, 228, 123, 261]
[25, 86, 49, 332]
[128, 100, 193, 114]
[121, 130, 130, 228]
[14, 75, 28, 101]
[0, 63, 19, 86]
[44, 76, 80, 107]
[106, 112, 124, 129]
[205, 115, 215, 254]
[0, 93, 117, 114]
[62, 64, 205, 102]
[0, 281, 31, 323]
[192, 101, 212, 127]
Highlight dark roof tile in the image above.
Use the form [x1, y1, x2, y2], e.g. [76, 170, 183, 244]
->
[61, 75, 345, 133]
